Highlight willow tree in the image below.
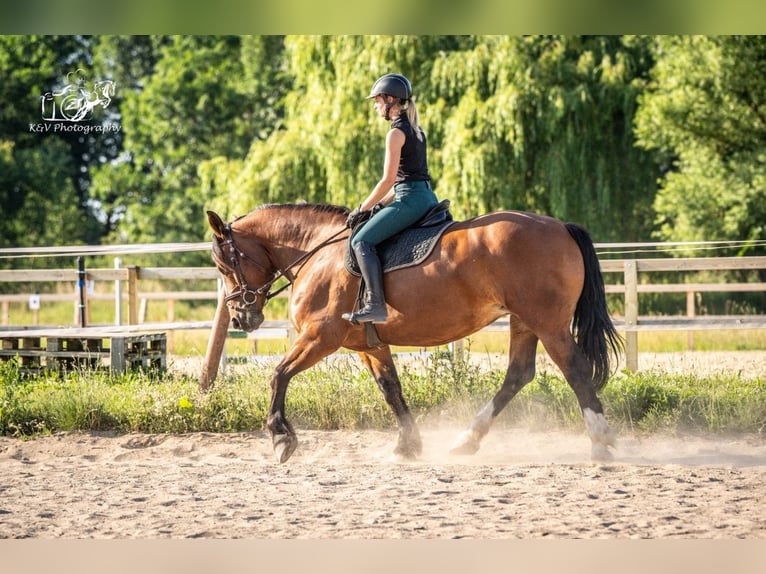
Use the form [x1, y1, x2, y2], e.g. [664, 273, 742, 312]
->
[429, 35, 658, 241]
[210, 35, 657, 242]
[208, 35, 468, 218]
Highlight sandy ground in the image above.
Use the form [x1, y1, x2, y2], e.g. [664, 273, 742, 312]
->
[1, 429, 765, 539]
[0, 351, 764, 539]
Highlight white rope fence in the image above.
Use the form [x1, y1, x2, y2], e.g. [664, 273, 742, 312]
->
[1, 239, 764, 260]
[595, 239, 766, 256]
[0, 243, 211, 260]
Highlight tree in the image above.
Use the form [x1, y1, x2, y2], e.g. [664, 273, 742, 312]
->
[208, 36, 658, 242]
[635, 35, 766, 253]
[207, 35, 465, 216]
[88, 35, 280, 264]
[0, 35, 103, 254]
[0, 139, 87, 251]
[429, 35, 658, 241]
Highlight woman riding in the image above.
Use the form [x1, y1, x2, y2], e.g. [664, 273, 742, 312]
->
[343, 73, 439, 324]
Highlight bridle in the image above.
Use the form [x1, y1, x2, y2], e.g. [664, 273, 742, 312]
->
[214, 221, 348, 311]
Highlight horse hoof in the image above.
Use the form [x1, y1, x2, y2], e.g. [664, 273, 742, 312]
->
[591, 443, 614, 462]
[394, 445, 420, 460]
[273, 434, 298, 463]
[394, 434, 423, 459]
[450, 443, 480, 456]
[449, 432, 480, 456]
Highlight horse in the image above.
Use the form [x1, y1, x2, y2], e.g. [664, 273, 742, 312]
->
[206, 203, 623, 464]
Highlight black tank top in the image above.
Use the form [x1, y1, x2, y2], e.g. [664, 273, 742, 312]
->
[391, 114, 430, 184]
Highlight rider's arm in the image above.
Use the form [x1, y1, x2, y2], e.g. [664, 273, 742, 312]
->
[379, 188, 395, 206]
[360, 127, 404, 211]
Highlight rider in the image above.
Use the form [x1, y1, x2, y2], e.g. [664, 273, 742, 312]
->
[343, 73, 439, 324]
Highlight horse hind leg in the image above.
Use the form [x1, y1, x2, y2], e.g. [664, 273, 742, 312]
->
[540, 331, 616, 461]
[359, 346, 422, 459]
[451, 318, 538, 455]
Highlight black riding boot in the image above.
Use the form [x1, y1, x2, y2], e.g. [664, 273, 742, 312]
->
[343, 241, 388, 324]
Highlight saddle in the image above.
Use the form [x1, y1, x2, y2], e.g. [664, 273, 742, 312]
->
[345, 199, 455, 276]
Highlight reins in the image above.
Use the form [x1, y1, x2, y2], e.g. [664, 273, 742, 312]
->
[219, 222, 348, 307]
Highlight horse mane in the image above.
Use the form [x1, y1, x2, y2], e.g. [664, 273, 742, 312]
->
[253, 202, 350, 219]
[232, 202, 350, 246]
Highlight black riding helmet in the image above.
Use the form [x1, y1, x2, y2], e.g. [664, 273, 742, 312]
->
[367, 73, 413, 120]
[367, 73, 413, 101]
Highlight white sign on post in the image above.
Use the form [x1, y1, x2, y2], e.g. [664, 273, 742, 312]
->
[29, 294, 41, 311]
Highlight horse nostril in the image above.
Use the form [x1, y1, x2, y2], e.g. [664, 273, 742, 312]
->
[231, 317, 241, 330]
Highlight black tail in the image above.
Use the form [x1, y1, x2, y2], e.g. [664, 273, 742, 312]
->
[565, 223, 623, 391]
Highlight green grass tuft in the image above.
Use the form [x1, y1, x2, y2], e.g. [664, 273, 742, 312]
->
[1, 351, 764, 439]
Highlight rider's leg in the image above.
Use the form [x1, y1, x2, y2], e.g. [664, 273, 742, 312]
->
[343, 183, 438, 324]
[343, 241, 387, 324]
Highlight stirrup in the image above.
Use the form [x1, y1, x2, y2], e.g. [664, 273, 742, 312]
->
[342, 305, 387, 324]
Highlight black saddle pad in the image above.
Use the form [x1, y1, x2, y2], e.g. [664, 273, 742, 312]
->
[345, 204, 456, 276]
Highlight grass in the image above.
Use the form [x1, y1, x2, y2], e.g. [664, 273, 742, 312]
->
[0, 350, 763, 439]
[2, 296, 764, 438]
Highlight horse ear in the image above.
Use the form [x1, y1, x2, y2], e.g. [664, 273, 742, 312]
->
[207, 210, 226, 239]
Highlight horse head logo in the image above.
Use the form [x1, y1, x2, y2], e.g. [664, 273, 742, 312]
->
[41, 68, 116, 122]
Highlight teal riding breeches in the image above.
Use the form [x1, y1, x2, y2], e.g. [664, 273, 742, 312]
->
[351, 181, 438, 247]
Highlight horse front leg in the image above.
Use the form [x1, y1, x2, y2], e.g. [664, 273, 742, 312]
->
[267, 365, 298, 464]
[267, 333, 339, 463]
[359, 347, 422, 459]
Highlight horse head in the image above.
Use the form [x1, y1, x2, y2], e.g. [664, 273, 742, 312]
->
[207, 210, 273, 332]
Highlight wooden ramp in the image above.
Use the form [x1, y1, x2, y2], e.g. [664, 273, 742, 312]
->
[0, 327, 166, 374]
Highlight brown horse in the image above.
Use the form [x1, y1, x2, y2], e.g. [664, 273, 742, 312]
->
[206, 203, 622, 463]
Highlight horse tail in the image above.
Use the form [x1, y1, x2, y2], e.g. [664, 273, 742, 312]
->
[565, 222, 623, 391]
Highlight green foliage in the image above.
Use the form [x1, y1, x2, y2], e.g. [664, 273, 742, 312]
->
[602, 370, 766, 433]
[429, 36, 658, 241]
[398, 350, 501, 418]
[1, 35, 763, 263]
[635, 36, 766, 252]
[0, 138, 90, 254]
[206, 36, 658, 242]
[89, 36, 270, 260]
[0, 35, 103, 256]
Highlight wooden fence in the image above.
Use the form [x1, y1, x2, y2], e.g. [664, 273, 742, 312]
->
[600, 256, 766, 370]
[1, 256, 765, 371]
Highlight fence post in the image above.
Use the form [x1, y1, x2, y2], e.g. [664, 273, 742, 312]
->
[200, 278, 230, 390]
[686, 290, 695, 351]
[166, 299, 175, 353]
[624, 260, 638, 371]
[76, 256, 87, 327]
[114, 257, 122, 326]
[127, 266, 138, 325]
[450, 338, 465, 361]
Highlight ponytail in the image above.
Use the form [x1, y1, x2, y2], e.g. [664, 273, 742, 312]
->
[404, 99, 423, 142]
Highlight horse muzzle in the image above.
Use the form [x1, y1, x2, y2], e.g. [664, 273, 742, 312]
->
[230, 309, 265, 332]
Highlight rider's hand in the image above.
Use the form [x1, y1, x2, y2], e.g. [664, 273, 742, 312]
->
[346, 208, 368, 229]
